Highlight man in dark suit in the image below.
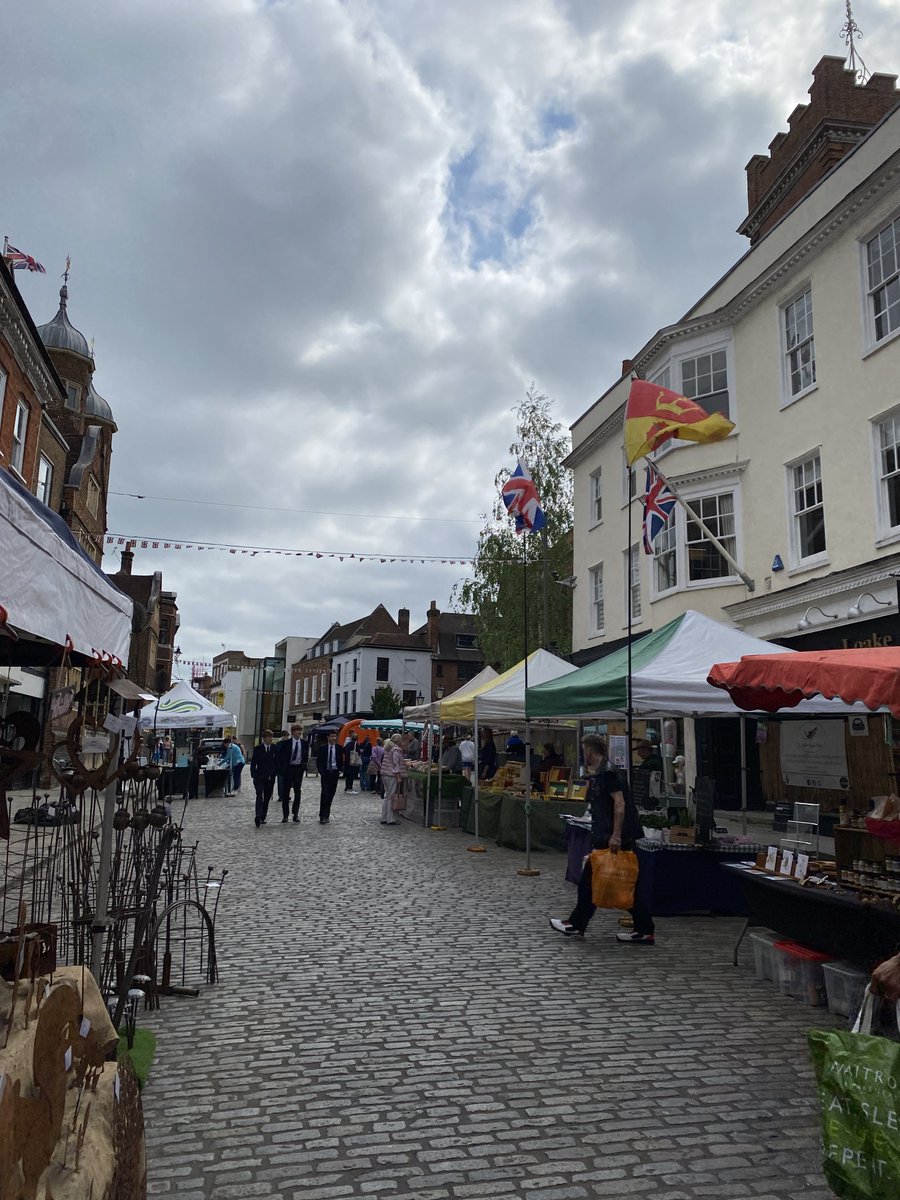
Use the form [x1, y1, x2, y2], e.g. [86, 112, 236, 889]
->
[316, 731, 342, 824]
[276, 723, 308, 823]
[250, 729, 279, 827]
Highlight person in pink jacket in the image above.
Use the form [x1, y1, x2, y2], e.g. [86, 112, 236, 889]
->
[379, 734, 407, 825]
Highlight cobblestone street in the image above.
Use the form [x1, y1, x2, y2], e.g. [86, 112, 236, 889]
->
[142, 789, 837, 1200]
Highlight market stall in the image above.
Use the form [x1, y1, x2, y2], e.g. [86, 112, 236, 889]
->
[138, 679, 235, 731]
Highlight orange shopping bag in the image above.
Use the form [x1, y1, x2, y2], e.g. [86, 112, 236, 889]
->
[589, 849, 638, 910]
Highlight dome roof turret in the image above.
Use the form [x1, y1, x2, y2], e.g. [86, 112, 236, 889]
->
[84, 380, 114, 425]
[37, 285, 92, 360]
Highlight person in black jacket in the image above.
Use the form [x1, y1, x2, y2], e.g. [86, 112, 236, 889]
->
[275, 723, 308, 823]
[315, 731, 342, 824]
[478, 728, 498, 780]
[249, 729, 279, 827]
[549, 734, 655, 944]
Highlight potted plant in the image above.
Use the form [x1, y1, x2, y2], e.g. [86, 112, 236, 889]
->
[640, 811, 669, 842]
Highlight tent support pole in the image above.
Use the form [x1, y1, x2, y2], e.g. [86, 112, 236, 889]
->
[740, 715, 748, 836]
[468, 710, 485, 851]
[91, 733, 121, 984]
[518, 533, 539, 877]
[626, 483, 634, 787]
[431, 720, 445, 829]
[424, 720, 432, 827]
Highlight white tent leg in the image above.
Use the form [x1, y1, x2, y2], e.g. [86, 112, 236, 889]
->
[740, 715, 748, 836]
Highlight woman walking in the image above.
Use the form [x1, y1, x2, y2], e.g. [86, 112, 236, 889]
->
[380, 733, 407, 825]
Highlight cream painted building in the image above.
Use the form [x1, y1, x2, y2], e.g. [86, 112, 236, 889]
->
[567, 58, 900, 806]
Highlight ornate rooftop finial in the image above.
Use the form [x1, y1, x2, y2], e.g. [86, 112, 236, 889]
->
[841, 0, 870, 84]
[62, 254, 71, 285]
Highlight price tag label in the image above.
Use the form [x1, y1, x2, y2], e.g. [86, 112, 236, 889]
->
[780, 850, 795, 876]
[79, 1017, 91, 1039]
[795, 852, 810, 880]
[64, 1047, 73, 1072]
[765, 845, 779, 872]
[113, 1071, 121, 1102]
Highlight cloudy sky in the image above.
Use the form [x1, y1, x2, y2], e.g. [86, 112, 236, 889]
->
[5, 0, 899, 667]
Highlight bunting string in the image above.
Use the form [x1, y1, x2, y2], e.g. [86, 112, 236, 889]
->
[104, 533, 476, 567]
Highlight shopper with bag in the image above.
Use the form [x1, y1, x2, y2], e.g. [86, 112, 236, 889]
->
[380, 733, 407, 825]
[549, 734, 655, 944]
[343, 732, 361, 794]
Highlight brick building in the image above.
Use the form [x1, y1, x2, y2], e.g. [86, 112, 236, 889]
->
[415, 602, 484, 700]
[289, 605, 399, 724]
[110, 542, 181, 694]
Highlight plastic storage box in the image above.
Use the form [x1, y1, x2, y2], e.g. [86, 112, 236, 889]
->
[774, 940, 833, 1006]
[822, 960, 869, 1021]
[748, 928, 781, 982]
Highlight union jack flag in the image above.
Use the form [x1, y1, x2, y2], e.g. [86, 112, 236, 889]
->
[501, 458, 546, 535]
[3, 239, 46, 273]
[642, 464, 677, 554]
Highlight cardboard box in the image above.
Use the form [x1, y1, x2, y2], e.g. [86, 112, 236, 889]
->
[668, 825, 696, 845]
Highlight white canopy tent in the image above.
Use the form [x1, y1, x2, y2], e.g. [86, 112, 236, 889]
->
[139, 679, 235, 729]
[401, 664, 499, 722]
[0, 467, 132, 664]
[473, 648, 579, 723]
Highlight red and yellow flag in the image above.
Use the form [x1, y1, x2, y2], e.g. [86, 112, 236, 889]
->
[624, 380, 735, 465]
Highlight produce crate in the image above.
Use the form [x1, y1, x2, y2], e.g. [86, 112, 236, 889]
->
[774, 940, 833, 1007]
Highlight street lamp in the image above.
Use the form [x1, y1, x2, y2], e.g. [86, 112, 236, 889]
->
[436, 685, 445, 700]
[416, 691, 424, 706]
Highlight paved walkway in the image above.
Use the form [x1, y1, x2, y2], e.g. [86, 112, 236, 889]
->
[142, 789, 838, 1200]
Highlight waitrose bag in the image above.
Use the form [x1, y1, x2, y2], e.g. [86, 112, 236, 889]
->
[808, 987, 900, 1199]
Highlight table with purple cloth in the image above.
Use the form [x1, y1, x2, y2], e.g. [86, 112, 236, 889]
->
[564, 823, 753, 916]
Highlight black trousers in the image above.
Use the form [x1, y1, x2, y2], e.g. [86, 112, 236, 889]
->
[254, 776, 276, 823]
[281, 765, 306, 819]
[343, 765, 359, 791]
[568, 855, 655, 937]
[319, 769, 340, 822]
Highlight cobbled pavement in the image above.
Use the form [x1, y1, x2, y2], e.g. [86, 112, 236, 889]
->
[141, 789, 839, 1199]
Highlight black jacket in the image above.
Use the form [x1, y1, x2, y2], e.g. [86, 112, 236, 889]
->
[276, 736, 308, 774]
[250, 742, 279, 781]
[316, 742, 343, 774]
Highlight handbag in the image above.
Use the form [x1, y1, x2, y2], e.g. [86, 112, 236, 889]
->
[367, 760, 380, 779]
[391, 778, 407, 812]
[808, 986, 900, 1199]
[588, 849, 638, 910]
[349, 750, 360, 767]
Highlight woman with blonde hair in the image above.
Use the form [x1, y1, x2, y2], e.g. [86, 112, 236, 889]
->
[380, 732, 407, 825]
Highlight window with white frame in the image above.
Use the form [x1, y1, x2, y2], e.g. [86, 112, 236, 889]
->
[624, 546, 642, 623]
[86, 474, 100, 517]
[336, 663, 342, 687]
[36, 455, 53, 505]
[311, 675, 318, 703]
[590, 467, 603, 524]
[686, 494, 736, 581]
[589, 563, 604, 635]
[302, 677, 309, 704]
[790, 452, 827, 562]
[65, 382, 80, 410]
[351, 689, 357, 711]
[680, 348, 729, 419]
[783, 289, 816, 398]
[876, 411, 900, 534]
[11, 398, 28, 475]
[865, 215, 900, 344]
[0, 368, 6, 441]
[653, 509, 678, 593]
[651, 486, 741, 595]
[352, 658, 358, 683]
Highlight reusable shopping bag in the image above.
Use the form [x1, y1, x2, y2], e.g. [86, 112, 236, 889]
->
[588, 849, 638, 910]
[808, 986, 900, 1199]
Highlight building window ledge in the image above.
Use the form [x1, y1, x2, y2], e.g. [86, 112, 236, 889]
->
[787, 555, 831, 578]
[862, 325, 900, 362]
[780, 383, 818, 411]
[588, 519, 604, 533]
[875, 531, 900, 550]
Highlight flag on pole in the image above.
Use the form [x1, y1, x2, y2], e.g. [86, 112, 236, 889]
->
[642, 464, 677, 554]
[2, 238, 46, 274]
[624, 379, 734, 465]
[501, 458, 546, 534]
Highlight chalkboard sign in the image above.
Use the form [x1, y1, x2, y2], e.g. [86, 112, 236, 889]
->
[631, 769, 651, 811]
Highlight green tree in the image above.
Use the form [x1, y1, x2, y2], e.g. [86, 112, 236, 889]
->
[370, 685, 402, 718]
[453, 385, 574, 670]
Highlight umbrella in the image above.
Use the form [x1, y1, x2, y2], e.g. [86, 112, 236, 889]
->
[707, 647, 900, 717]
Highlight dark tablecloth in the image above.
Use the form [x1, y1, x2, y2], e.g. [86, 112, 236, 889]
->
[564, 826, 750, 915]
[202, 768, 229, 797]
[462, 793, 587, 852]
[734, 869, 900, 970]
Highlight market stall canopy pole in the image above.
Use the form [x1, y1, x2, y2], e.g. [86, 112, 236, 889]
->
[707, 648, 900, 717]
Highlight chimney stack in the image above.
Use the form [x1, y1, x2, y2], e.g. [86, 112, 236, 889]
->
[427, 600, 440, 653]
[120, 540, 135, 575]
[398, 608, 410, 635]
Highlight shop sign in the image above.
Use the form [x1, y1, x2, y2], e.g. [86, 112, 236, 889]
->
[49, 686, 75, 724]
[780, 720, 850, 790]
[779, 613, 900, 652]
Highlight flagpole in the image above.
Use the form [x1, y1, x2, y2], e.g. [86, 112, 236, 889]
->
[626, 474, 634, 789]
[648, 460, 755, 593]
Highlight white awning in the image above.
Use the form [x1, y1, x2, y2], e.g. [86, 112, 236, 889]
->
[0, 468, 132, 663]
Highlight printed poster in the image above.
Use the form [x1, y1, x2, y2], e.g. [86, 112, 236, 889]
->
[780, 720, 849, 791]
